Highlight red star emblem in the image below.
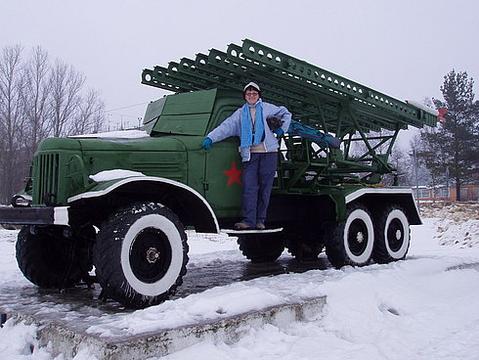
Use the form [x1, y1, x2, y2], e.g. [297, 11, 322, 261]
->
[224, 162, 241, 186]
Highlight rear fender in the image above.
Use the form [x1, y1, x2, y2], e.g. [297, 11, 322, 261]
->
[345, 188, 421, 225]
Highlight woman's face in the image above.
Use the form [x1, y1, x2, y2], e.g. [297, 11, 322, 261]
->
[245, 89, 259, 105]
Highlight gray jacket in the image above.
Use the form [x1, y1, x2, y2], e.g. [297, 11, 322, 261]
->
[207, 100, 292, 162]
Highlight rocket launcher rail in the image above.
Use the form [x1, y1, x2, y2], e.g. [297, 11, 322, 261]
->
[142, 39, 437, 136]
[141, 39, 438, 186]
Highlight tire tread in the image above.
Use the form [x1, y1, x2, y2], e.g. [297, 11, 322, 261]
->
[373, 205, 410, 264]
[325, 203, 374, 268]
[93, 202, 188, 308]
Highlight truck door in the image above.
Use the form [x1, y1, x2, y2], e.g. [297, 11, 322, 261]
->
[203, 138, 242, 219]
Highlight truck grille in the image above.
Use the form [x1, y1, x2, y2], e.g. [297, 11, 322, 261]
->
[34, 153, 60, 205]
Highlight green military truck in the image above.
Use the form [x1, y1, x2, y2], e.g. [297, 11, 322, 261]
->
[0, 40, 437, 308]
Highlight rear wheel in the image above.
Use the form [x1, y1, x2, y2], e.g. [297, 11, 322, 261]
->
[373, 206, 410, 263]
[94, 202, 188, 308]
[326, 204, 374, 268]
[238, 233, 284, 263]
[16, 226, 83, 288]
[285, 228, 323, 261]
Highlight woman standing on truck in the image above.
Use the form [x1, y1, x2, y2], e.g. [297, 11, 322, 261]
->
[202, 82, 292, 230]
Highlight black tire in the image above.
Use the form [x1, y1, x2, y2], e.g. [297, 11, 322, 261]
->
[2, 223, 20, 230]
[94, 202, 188, 309]
[76, 225, 97, 284]
[16, 226, 83, 288]
[326, 204, 374, 268]
[237, 233, 284, 263]
[373, 206, 411, 263]
[285, 236, 323, 261]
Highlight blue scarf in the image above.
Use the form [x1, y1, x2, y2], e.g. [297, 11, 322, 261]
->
[240, 101, 264, 148]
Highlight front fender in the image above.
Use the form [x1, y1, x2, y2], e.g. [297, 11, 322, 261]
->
[68, 176, 219, 233]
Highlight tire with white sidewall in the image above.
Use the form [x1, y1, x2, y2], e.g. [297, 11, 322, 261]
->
[343, 208, 374, 264]
[326, 204, 374, 268]
[94, 202, 188, 308]
[121, 213, 184, 296]
[373, 206, 410, 263]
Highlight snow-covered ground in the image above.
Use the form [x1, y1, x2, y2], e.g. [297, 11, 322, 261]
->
[1, 209, 479, 359]
[423, 202, 479, 248]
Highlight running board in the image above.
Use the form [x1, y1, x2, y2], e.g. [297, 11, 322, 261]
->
[222, 228, 283, 235]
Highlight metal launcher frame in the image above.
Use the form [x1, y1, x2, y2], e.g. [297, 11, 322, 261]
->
[141, 39, 437, 191]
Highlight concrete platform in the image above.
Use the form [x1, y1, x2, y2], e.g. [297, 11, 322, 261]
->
[0, 256, 331, 359]
[2, 294, 326, 359]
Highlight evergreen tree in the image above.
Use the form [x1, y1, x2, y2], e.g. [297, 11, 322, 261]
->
[420, 70, 479, 200]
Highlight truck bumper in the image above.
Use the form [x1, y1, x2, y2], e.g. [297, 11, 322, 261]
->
[0, 206, 69, 226]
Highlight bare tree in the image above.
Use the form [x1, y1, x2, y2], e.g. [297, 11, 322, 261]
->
[0, 45, 107, 203]
[409, 134, 432, 186]
[22, 46, 51, 159]
[0, 45, 27, 203]
[69, 88, 105, 135]
[382, 144, 412, 186]
[91, 97, 105, 133]
[49, 59, 85, 137]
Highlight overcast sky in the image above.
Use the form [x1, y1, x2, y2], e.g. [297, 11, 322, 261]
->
[1, 0, 478, 143]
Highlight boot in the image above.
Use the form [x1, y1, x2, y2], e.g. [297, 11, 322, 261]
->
[234, 222, 252, 230]
[256, 223, 266, 230]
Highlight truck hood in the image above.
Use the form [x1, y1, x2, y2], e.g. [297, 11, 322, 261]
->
[33, 135, 192, 205]
[38, 135, 188, 153]
[76, 136, 187, 152]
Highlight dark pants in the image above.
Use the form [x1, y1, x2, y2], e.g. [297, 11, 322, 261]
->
[241, 152, 278, 226]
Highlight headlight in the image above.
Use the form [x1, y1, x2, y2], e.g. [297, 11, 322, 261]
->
[11, 195, 32, 207]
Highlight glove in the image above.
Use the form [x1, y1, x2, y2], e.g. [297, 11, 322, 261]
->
[202, 137, 213, 150]
[267, 116, 283, 130]
[274, 128, 284, 137]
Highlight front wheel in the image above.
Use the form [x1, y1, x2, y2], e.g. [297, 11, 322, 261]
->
[373, 206, 410, 263]
[94, 202, 188, 308]
[326, 204, 374, 268]
[16, 226, 83, 288]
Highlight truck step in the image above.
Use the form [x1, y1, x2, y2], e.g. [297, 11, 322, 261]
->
[222, 227, 283, 235]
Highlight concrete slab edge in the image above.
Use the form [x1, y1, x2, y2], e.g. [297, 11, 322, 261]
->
[4, 296, 327, 359]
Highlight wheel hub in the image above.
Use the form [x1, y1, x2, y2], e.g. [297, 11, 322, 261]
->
[356, 232, 364, 243]
[395, 230, 402, 240]
[129, 227, 172, 284]
[348, 219, 369, 256]
[387, 218, 405, 252]
[146, 247, 160, 264]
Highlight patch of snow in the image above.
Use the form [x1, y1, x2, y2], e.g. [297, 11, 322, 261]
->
[69, 129, 149, 139]
[0, 319, 51, 359]
[165, 260, 479, 360]
[405, 100, 439, 116]
[89, 169, 145, 182]
[0, 229, 29, 285]
[436, 219, 479, 248]
[187, 230, 237, 255]
[87, 284, 286, 337]
[421, 202, 479, 248]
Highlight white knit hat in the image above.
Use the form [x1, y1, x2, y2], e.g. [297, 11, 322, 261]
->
[243, 82, 261, 92]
